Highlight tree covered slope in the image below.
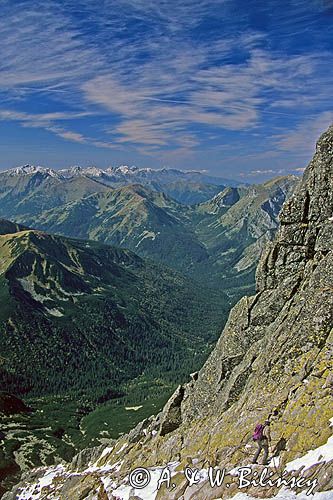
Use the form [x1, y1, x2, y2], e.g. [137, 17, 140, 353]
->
[0, 220, 228, 399]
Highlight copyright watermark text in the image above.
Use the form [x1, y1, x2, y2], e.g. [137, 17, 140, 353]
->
[127, 465, 318, 496]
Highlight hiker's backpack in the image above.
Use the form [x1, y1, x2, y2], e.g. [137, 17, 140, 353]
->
[253, 423, 265, 441]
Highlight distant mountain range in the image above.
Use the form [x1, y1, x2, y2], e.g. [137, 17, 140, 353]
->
[0, 165, 238, 205]
[0, 166, 298, 298]
[4, 164, 239, 186]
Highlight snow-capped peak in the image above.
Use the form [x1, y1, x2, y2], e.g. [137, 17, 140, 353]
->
[84, 166, 105, 177]
[3, 165, 60, 177]
[113, 165, 139, 175]
[0, 164, 237, 188]
[58, 165, 82, 177]
[116, 165, 132, 174]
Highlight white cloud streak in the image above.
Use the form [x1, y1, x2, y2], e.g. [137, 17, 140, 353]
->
[273, 111, 333, 154]
[82, 47, 333, 150]
[0, 109, 115, 149]
[0, 0, 332, 161]
[0, 2, 104, 88]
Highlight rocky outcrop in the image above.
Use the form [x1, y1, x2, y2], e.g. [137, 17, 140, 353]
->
[3, 126, 333, 499]
[178, 127, 332, 424]
[167, 127, 333, 472]
[70, 445, 107, 472]
[159, 385, 185, 437]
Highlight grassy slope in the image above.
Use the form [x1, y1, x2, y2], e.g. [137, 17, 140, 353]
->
[10, 177, 297, 301]
[0, 225, 228, 398]
[0, 172, 110, 218]
[18, 185, 209, 272]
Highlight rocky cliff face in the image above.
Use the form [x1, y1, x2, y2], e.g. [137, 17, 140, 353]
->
[4, 127, 333, 499]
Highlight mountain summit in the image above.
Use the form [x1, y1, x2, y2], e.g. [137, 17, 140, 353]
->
[1, 164, 237, 188]
[7, 127, 332, 499]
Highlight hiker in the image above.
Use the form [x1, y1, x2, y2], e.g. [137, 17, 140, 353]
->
[252, 419, 271, 465]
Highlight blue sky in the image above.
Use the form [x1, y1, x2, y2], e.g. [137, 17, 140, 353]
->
[0, 0, 332, 181]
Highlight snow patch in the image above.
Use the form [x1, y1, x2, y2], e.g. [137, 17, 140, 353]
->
[100, 475, 117, 492]
[125, 405, 143, 411]
[135, 230, 157, 247]
[285, 433, 333, 472]
[100, 446, 114, 459]
[116, 442, 128, 454]
[85, 460, 122, 473]
[269, 456, 281, 468]
[17, 465, 65, 499]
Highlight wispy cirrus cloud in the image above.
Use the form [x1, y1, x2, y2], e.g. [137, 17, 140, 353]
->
[0, 5, 103, 88]
[273, 111, 333, 154]
[239, 169, 284, 178]
[0, 110, 91, 125]
[0, 109, 115, 149]
[47, 127, 116, 149]
[82, 46, 333, 151]
[0, 0, 332, 174]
